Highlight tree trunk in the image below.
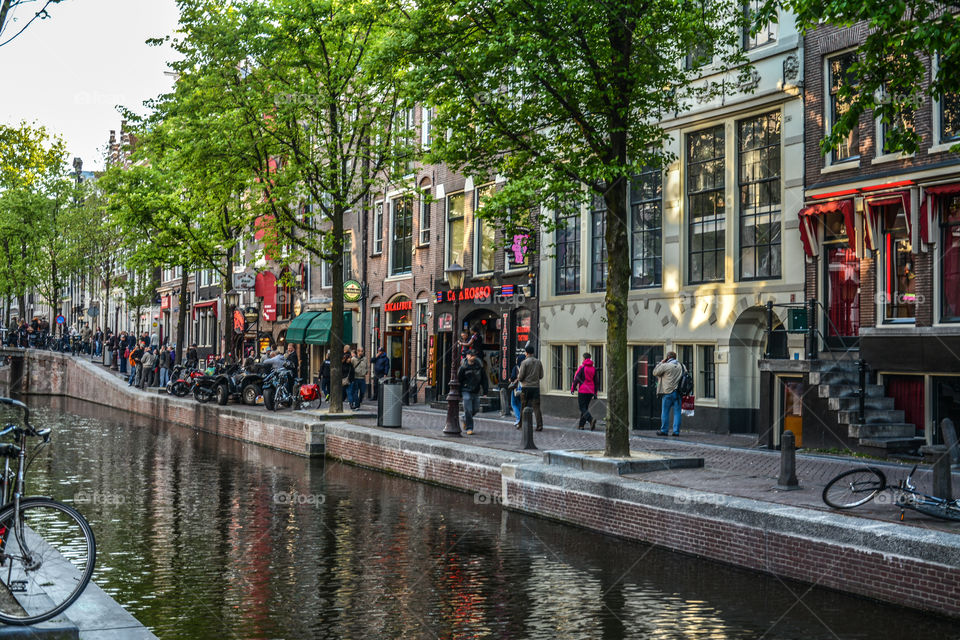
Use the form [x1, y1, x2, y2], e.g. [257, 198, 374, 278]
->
[329, 202, 345, 413]
[176, 265, 189, 365]
[221, 241, 234, 362]
[602, 15, 633, 458]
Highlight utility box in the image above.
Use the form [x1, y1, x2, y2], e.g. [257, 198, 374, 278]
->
[787, 308, 808, 333]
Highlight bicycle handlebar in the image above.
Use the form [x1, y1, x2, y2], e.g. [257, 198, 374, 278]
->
[0, 397, 40, 436]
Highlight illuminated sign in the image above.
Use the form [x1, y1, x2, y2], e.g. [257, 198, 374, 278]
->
[385, 299, 412, 312]
[434, 286, 492, 303]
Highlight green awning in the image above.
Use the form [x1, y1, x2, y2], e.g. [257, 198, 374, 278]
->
[302, 311, 354, 345]
[286, 311, 322, 344]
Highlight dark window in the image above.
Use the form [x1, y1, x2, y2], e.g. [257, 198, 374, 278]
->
[391, 196, 413, 275]
[688, 125, 726, 283]
[343, 233, 354, 282]
[828, 51, 859, 163]
[738, 112, 781, 280]
[419, 188, 431, 246]
[591, 344, 604, 394]
[699, 345, 716, 398]
[551, 345, 564, 390]
[566, 345, 578, 391]
[742, 0, 776, 50]
[555, 208, 580, 295]
[631, 168, 662, 288]
[591, 194, 607, 291]
[941, 195, 960, 322]
[941, 93, 960, 143]
[373, 202, 383, 255]
[679, 345, 693, 378]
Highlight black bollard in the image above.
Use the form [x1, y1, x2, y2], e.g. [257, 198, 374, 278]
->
[942, 418, 959, 467]
[401, 376, 410, 405]
[777, 430, 800, 490]
[927, 445, 953, 501]
[499, 386, 510, 416]
[520, 406, 537, 450]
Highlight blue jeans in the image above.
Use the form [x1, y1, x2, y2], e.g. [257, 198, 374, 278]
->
[351, 380, 366, 406]
[510, 387, 522, 424]
[159, 368, 170, 388]
[660, 390, 682, 434]
[128, 367, 137, 386]
[462, 390, 480, 430]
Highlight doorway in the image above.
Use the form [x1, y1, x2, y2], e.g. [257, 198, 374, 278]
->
[822, 213, 860, 349]
[385, 330, 410, 380]
[632, 345, 663, 430]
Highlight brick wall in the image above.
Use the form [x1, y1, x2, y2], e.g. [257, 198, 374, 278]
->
[859, 255, 876, 329]
[804, 258, 817, 301]
[914, 251, 934, 327]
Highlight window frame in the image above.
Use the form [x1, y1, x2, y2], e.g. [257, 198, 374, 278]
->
[940, 195, 960, 323]
[342, 231, 354, 283]
[372, 201, 384, 255]
[419, 188, 431, 247]
[742, 0, 777, 51]
[687, 124, 727, 284]
[589, 344, 604, 394]
[630, 167, 663, 289]
[390, 195, 413, 276]
[555, 206, 581, 295]
[446, 191, 467, 271]
[826, 50, 860, 164]
[698, 345, 716, 399]
[590, 194, 608, 292]
[737, 111, 782, 281]
[474, 184, 497, 275]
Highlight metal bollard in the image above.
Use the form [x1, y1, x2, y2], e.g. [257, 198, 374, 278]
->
[928, 445, 953, 501]
[941, 418, 959, 467]
[499, 386, 510, 416]
[520, 406, 537, 450]
[401, 376, 410, 405]
[777, 430, 800, 490]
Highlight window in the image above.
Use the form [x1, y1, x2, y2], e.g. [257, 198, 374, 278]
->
[342, 232, 354, 282]
[631, 168, 662, 288]
[475, 184, 496, 273]
[685, 42, 712, 70]
[372, 307, 381, 347]
[421, 106, 433, 148]
[878, 87, 915, 155]
[828, 51, 859, 163]
[416, 302, 428, 377]
[879, 204, 915, 321]
[555, 207, 580, 294]
[373, 201, 384, 255]
[419, 188, 431, 246]
[391, 196, 413, 276]
[688, 125, 726, 283]
[591, 194, 607, 291]
[321, 259, 331, 288]
[566, 345, 578, 392]
[940, 93, 960, 143]
[698, 345, 716, 398]
[446, 192, 467, 269]
[551, 345, 564, 390]
[941, 195, 960, 322]
[679, 345, 694, 380]
[742, 0, 776, 50]
[590, 345, 604, 394]
[738, 112, 782, 280]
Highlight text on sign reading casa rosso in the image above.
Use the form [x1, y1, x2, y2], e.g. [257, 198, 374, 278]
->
[434, 286, 492, 303]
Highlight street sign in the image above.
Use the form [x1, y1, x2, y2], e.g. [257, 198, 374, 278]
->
[232, 271, 256, 291]
[343, 280, 362, 302]
[87, 307, 99, 318]
[55, 315, 65, 325]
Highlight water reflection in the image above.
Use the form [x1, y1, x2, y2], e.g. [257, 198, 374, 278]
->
[12, 397, 959, 639]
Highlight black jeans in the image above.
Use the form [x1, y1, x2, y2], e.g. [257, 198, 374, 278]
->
[577, 392, 594, 427]
[521, 388, 543, 430]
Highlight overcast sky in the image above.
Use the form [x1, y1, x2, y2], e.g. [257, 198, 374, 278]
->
[0, 0, 181, 171]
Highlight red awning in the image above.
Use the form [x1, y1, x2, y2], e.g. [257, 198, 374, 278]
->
[255, 271, 277, 322]
[798, 198, 855, 255]
[919, 183, 960, 245]
[863, 191, 911, 251]
[192, 299, 218, 320]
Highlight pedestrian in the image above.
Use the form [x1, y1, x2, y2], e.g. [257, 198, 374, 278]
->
[509, 354, 524, 428]
[653, 351, 684, 436]
[186, 344, 199, 369]
[128, 342, 143, 386]
[119, 333, 129, 374]
[457, 350, 488, 435]
[571, 352, 598, 430]
[517, 344, 544, 431]
[319, 350, 332, 401]
[341, 350, 355, 406]
[284, 344, 299, 375]
[350, 346, 368, 409]
[158, 346, 171, 388]
[372, 346, 390, 400]
[140, 347, 156, 389]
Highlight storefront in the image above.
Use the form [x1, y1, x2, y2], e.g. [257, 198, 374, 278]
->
[286, 310, 355, 383]
[432, 284, 536, 397]
[384, 294, 412, 380]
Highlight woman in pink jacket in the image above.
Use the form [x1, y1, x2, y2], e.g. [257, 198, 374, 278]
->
[571, 353, 598, 430]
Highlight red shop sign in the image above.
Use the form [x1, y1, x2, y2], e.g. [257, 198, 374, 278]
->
[434, 286, 492, 303]
[385, 300, 413, 312]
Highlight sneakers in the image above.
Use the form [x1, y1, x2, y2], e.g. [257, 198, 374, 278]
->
[465, 428, 474, 435]
[590, 417, 597, 431]
[671, 432, 680, 437]
[657, 430, 668, 436]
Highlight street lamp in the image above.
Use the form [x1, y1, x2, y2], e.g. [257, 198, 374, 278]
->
[443, 262, 467, 436]
[225, 289, 240, 360]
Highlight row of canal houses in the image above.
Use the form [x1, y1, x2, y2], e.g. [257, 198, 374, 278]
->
[53, 13, 960, 455]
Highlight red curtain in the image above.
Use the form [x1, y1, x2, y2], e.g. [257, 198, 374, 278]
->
[886, 376, 925, 434]
[944, 224, 960, 319]
[827, 247, 860, 337]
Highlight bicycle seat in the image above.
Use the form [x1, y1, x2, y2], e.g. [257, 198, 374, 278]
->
[0, 443, 20, 459]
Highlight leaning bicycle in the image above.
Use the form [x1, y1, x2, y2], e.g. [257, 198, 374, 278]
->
[822, 465, 960, 522]
[0, 398, 96, 625]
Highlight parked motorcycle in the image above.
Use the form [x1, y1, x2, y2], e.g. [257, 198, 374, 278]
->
[167, 365, 203, 397]
[211, 362, 268, 406]
[261, 363, 302, 411]
[192, 363, 227, 403]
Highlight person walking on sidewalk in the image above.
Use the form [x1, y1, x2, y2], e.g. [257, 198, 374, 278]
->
[372, 346, 390, 400]
[653, 351, 683, 436]
[571, 352, 598, 430]
[319, 351, 332, 401]
[140, 347, 156, 389]
[457, 350, 487, 435]
[517, 344, 544, 431]
[509, 354, 525, 428]
[158, 346, 171, 388]
[350, 347, 368, 410]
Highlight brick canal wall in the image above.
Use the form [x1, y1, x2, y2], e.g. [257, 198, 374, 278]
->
[6, 351, 960, 620]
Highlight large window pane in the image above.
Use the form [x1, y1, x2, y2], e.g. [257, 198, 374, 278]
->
[631, 167, 662, 288]
[742, 0, 777, 50]
[447, 192, 467, 269]
[591, 194, 607, 291]
[688, 125, 726, 283]
[475, 185, 496, 273]
[941, 93, 960, 143]
[941, 196, 960, 322]
[555, 208, 580, 295]
[829, 52, 859, 162]
[738, 111, 781, 280]
[391, 196, 413, 275]
[882, 205, 915, 321]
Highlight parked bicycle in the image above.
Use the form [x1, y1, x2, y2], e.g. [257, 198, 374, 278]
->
[822, 465, 960, 522]
[0, 398, 96, 624]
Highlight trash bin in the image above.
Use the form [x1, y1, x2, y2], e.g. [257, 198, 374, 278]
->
[378, 379, 402, 428]
[102, 348, 111, 366]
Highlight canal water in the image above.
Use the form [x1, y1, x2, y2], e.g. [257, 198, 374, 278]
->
[7, 397, 958, 640]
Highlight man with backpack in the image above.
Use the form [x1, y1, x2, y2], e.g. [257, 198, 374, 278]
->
[457, 350, 488, 435]
[653, 351, 690, 437]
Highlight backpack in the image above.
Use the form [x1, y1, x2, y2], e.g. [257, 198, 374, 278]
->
[678, 365, 694, 396]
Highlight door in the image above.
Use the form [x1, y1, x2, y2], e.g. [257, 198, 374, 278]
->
[385, 329, 410, 380]
[825, 245, 860, 348]
[632, 345, 663, 430]
[780, 378, 803, 447]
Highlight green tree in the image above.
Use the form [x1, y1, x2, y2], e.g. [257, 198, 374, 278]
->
[766, 0, 960, 154]
[404, 0, 749, 456]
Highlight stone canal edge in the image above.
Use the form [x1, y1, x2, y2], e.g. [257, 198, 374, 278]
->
[7, 350, 960, 621]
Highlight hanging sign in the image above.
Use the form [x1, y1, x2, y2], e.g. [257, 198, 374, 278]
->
[343, 280, 363, 302]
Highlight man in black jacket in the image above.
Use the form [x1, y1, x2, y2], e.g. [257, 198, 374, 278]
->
[457, 350, 488, 435]
[372, 346, 390, 400]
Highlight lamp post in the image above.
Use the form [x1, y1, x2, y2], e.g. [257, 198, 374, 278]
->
[225, 289, 240, 361]
[443, 263, 467, 436]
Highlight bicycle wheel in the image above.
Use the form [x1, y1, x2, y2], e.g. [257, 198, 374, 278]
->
[0, 498, 96, 625]
[822, 468, 887, 509]
[907, 501, 960, 522]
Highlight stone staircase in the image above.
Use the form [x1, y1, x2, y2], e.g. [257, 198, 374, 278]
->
[810, 358, 925, 453]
